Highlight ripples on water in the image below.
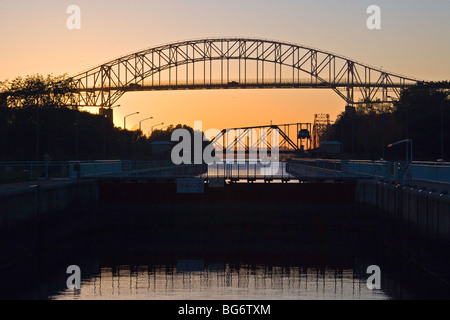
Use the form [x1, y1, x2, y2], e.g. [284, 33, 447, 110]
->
[47, 199, 388, 300]
[1, 181, 450, 300]
[52, 264, 387, 300]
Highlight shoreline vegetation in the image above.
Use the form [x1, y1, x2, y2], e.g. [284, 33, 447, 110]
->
[0, 74, 201, 161]
[0, 74, 449, 161]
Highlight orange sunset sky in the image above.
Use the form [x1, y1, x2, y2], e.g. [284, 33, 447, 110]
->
[1, 0, 449, 134]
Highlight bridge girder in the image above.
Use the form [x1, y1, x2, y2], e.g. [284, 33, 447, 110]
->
[68, 38, 421, 108]
[210, 122, 312, 154]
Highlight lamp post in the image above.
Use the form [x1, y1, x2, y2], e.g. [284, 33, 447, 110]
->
[382, 96, 398, 158]
[36, 95, 40, 161]
[388, 139, 413, 164]
[139, 117, 153, 131]
[151, 122, 164, 133]
[102, 114, 107, 159]
[439, 95, 444, 161]
[74, 104, 79, 160]
[388, 139, 413, 182]
[124, 112, 139, 130]
[110, 104, 121, 123]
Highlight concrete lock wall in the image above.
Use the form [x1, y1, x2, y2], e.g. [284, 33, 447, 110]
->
[0, 187, 38, 231]
[0, 180, 98, 232]
[355, 179, 450, 242]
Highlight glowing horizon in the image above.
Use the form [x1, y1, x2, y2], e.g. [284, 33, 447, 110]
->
[1, 0, 449, 133]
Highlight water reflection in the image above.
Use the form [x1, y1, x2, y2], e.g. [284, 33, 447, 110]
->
[205, 162, 293, 180]
[2, 198, 449, 300]
[52, 263, 387, 300]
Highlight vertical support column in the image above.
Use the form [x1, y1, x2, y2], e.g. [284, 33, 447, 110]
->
[227, 41, 229, 84]
[274, 44, 277, 84]
[186, 44, 189, 86]
[140, 54, 144, 86]
[279, 44, 282, 85]
[311, 50, 317, 85]
[204, 40, 206, 87]
[168, 48, 171, 88]
[175, 46, 178, 86]
[209, 42, 212, 86]
[262, 42, 264, 85]
[244, 41, 247, 85]
[292, 47, 295, 84]
[347, 61, 354, 105]
[192, 43, 195, 86]
[221, 40, 224, 86]
[256, 41, 259, 85]
[239, 40, 241, 84]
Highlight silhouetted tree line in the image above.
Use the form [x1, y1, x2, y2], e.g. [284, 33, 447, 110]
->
[3, 74, 447, 161]
[322, 81, 450, 161]
[149, 124, 194, 142]
[0, 74, 203, 161]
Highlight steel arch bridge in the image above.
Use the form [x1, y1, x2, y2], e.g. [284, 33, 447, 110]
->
[68, 37, 421, 108]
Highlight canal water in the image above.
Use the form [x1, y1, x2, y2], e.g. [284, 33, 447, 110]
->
[1, 182, 449, 300]
[204, 161, 293, 180]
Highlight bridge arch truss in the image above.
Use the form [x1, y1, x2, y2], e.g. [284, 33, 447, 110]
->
[69, 38, 420, 108]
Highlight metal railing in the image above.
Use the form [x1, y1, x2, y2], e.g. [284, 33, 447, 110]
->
[288, 159, 450, 184]
[83, 161, 293, 180]
[0, 160, 289, 182]
[2, 159, 448, 184]
[0, 161, 68, 182]
[204, 161, 292, 181]
[86, 161, 207, 178]
[63, 161, 206, 179]
[0, 160, 209, 181]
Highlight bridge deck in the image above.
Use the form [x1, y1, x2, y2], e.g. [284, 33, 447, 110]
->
[76, 80, 415, 93]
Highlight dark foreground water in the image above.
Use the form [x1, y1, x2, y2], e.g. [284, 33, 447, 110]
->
[1, 198, 450, 300]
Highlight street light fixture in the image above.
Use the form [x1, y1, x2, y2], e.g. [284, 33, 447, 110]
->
[388, 139, 413, 164]
[388, 139, 413, 183]
[139, 117, 154, 131]
[438, 93, 445, 161]
[151, 122, 164, 133]
[124, 112, 139, 130]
